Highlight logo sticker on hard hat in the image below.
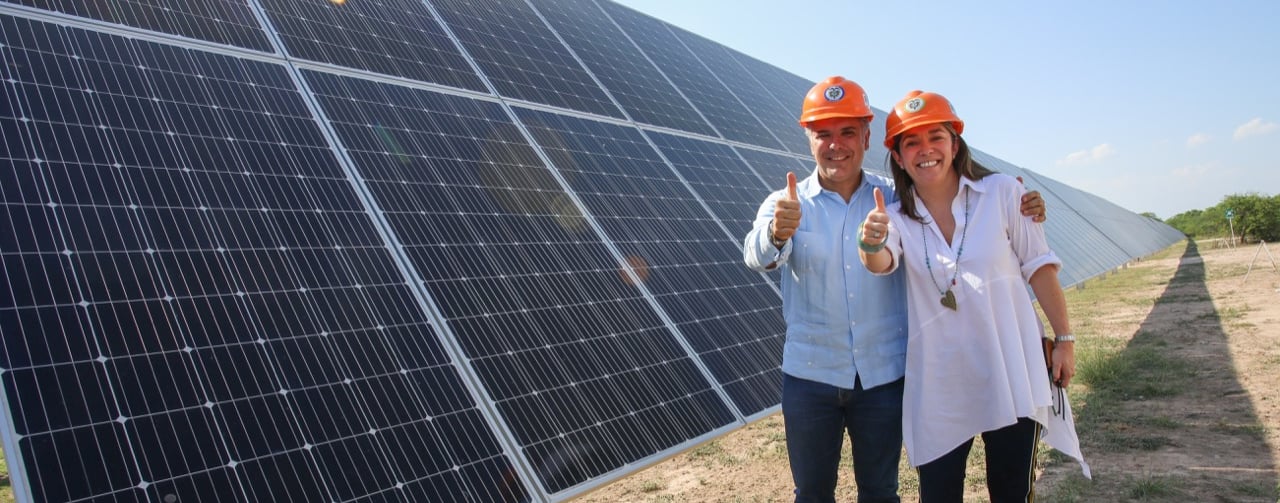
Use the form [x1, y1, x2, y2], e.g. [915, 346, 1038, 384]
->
[824, 86, 844, 102]
[904, 97, 925, 113]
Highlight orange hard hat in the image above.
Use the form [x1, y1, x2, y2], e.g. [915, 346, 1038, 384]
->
[883, 90, 964, 149]
[798, 76, 874, 126]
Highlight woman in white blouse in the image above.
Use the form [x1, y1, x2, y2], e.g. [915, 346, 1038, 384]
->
[857, 90, 1087, 502]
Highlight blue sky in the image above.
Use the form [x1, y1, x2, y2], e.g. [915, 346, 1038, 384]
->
[612, 0, 1280, 219]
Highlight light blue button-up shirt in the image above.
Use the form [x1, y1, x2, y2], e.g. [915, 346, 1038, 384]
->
[744, 170, 907, 390]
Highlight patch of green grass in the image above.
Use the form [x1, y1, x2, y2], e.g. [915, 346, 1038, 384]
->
[1127, 475, 1182, 498]
[639, 479, 664, 493]
[1097, 431, 1174, 452]
[687, 440, 739, 467]
[1145, 241, 1188, 261]
[1226, 479, 1276, 498]
[1119, 296, 1157, 308]
[1076, 359, 1180, 454]
[1078, 344, 1190, 400]
[1039, 475, 1090, 503]
[1209, 420, 1267, 437]
[1206, 263, 1250, 280]
[965, 437, 988, 491]
[1218, 305, 1250, 322]
[689, 441, 723, 458]
[1, 446, 11, 503]
[1132, 415, 1181, 429]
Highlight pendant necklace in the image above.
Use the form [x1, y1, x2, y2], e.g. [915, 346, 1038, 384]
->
[922, 185, 969, 311]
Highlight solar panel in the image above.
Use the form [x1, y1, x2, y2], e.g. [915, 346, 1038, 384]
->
[428, 0, 624, 118]
[972, 151, 1134, 288]
[0, 14, 520, 502]
[0, 0, 273, 51]
[529, 0, 716, 136]
[645, 132, 772, 239]
[0, 1, 1186, 502]
[596, 0, 786, 151]
[256, 0, 486, 92]
[515, 108, 786, 417]
[303, 71, 736, 496]
[735, 146, 813, 193]
[669, 28, 809, 156]
[728, 49, 814, 136]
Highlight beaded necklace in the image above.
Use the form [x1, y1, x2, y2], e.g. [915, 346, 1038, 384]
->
[922, 185, 969, 311]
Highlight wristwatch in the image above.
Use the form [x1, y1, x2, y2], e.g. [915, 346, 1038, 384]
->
[768, 219, 787, 249]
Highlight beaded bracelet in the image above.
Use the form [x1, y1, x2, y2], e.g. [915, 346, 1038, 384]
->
[857, 228, 886, 254]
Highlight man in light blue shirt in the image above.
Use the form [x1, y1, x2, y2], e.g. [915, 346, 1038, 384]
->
[743, 76, 1045, 503]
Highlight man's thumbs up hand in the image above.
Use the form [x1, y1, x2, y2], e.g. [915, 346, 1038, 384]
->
[770, 172, 802, 246]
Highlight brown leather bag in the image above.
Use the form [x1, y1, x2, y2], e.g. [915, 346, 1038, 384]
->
[1043, 337, 1066, 417]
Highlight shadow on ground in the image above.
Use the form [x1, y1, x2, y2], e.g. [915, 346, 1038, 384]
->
[1072, 239, 1279, 500]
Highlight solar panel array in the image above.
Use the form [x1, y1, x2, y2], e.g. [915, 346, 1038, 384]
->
[0, 1, 1184, 502]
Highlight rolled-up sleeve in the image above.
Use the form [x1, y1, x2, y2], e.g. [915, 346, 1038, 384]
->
[744, 190, 792, 271]
[1003, 179, 1062, 281]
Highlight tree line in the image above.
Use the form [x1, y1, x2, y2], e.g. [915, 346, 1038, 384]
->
[1160, 192, 1280, 242]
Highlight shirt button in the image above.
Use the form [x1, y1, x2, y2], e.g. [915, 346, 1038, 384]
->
[845, 265, 851, 270]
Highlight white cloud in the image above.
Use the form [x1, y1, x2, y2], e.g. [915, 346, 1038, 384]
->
[1233, 118, 1277, 141]
[1172, 161, 1215, 179]
[1055, 143, 1115, 166]
[1186, 133, 1210, 147]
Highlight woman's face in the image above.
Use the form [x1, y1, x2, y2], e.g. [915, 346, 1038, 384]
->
[892, 123, 960, 187]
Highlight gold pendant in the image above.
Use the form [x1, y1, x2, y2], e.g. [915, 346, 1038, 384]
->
[940, 289, 957, 311]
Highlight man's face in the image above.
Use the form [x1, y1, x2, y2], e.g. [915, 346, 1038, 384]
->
[806, 117, 869, 190]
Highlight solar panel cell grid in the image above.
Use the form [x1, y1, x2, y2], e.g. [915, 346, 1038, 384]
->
[729, 75, 812, 156]
[256, 0, 486, 92]
[530, 0, 715, 136]
[429, 0, 624, 118]
[0, 15, 517, 502]
[597, 0, 784, 151]
[670, 29, 805, 155]
[0, 0, 273, 51]
[514, 108, 785, 416]
[305, 69, 735, 494]
[646, 132, 772, 237]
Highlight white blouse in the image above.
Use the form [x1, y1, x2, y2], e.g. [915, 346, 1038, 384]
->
[877, 173, 1088, 476]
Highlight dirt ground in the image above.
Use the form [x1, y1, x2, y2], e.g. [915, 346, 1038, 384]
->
[577, 239, 1280, 502]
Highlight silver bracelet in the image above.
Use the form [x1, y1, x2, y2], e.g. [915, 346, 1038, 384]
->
[1054, 334, 1075, 343]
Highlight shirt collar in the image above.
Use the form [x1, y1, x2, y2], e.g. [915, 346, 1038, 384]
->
[910, 175, 989, 215]
[959, 175, 988, 195]
[798, 170, 824, 198]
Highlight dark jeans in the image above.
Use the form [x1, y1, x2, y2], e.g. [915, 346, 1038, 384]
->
[782, 374, 903, 503]
[917, 417, 1040, 503]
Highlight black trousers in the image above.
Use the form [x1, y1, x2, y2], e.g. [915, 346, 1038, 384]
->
[917, 417, 1041, 503]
